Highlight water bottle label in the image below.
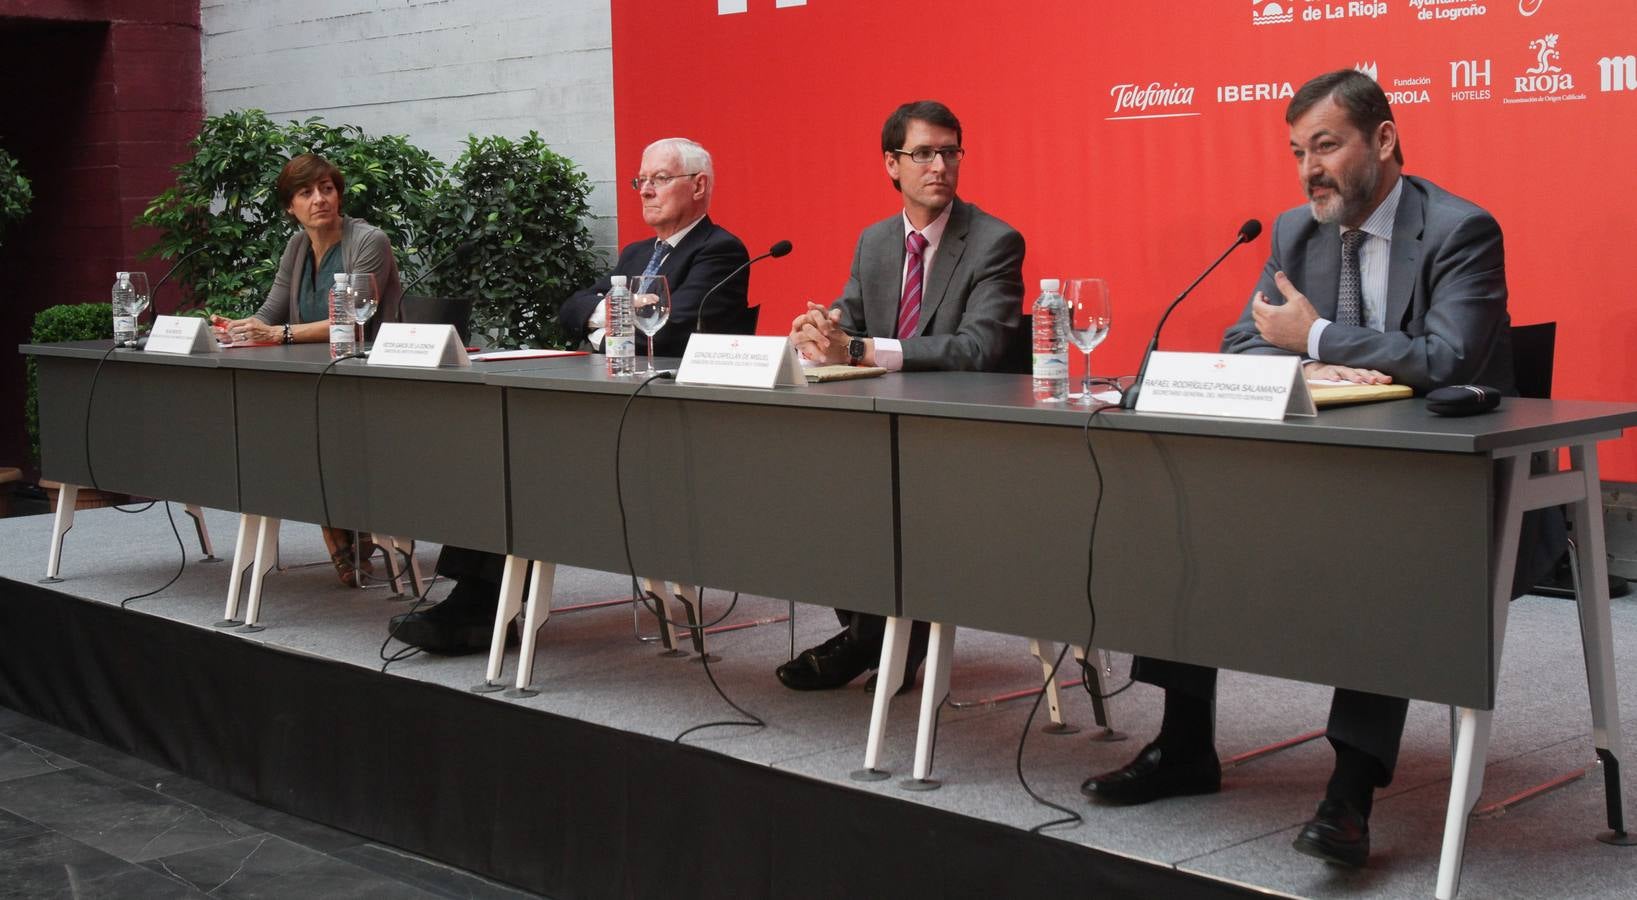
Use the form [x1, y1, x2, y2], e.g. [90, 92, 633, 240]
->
[1032, 353, 1068, 378]
[113, 316, 135, 332]
[606, 334, 635, 358]
[330, 324, 353, 345]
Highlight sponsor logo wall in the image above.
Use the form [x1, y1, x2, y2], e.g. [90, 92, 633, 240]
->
[612, 1, 1637, 477]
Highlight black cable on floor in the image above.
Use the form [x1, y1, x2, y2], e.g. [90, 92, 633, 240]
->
[610, 371, 766, 742]
[1018, 642, 1082, 833]
[80, 343, 187, 603]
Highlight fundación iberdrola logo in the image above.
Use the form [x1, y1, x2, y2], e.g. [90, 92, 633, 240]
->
[1354, 61, 1435, 104]
[1107, 81, 1200, 120]
[1252, 1, 1296, 25]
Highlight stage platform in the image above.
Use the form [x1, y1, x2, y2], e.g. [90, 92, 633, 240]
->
[1, 504, 1633, 899]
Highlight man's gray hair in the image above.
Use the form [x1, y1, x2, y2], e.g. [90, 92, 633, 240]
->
[645, 137, 714, 184]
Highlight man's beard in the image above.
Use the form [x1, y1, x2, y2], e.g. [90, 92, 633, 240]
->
[1308, 163, 1380, 226]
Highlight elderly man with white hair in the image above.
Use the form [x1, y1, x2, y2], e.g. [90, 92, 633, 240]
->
[389, 137, 751, 656]
[561, 136, 752, 356]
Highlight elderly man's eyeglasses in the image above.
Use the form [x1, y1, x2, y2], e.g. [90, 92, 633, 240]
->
[630, 172, 701, 190]
[890, 146, 965, 165]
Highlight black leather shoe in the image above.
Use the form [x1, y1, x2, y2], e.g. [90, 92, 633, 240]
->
[776, 630, 875, 690]
[1080, 740, 1221, 806]
[1292, 799, 1370, 867]
[389, 580, 507, 656]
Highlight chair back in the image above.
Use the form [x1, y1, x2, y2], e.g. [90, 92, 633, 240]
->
[1510, 322, 1556, 400]
[400, 295, 474, 344]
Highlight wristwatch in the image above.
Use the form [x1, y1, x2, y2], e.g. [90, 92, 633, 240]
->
[847, 336, 866, 366]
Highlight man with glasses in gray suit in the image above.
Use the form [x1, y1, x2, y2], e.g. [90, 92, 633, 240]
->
[778, 99, 1026, 693]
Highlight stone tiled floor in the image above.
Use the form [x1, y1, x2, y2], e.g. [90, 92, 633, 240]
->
[0, 706, 542, 899]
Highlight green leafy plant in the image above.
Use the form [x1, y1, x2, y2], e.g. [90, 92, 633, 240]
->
[0, 145, 31, 250]
[137, 110, 442, 319]
[419, 132, 604, 348]
[25, 304, 113, 462]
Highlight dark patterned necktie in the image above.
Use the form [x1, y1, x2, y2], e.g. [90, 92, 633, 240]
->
[1336, 229, 1365, 328]
[897, 231, 928, 339]
[641, 240, 670, 277]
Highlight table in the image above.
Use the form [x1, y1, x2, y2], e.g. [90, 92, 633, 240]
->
[20, 341, 1637, 897]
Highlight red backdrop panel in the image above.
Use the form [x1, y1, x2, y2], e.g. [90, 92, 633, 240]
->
[612, 1, 1637, 479]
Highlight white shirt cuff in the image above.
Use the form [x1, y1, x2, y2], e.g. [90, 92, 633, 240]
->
[588, 298, 608, 348]
[872, 337, 904, 372]
[1306, 318, 1330, 361]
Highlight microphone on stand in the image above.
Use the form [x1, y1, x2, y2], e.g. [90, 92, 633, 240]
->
[149, 245, 208, 298]
[398, 239, 479, 321]
[1120, 219, 1263, 410]
[693, 239, 792, 335]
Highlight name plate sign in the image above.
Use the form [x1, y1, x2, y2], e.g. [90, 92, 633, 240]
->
[367, 323, 470, 368]
[1135, 351, 1315, 420]
[144, 315, 214, 354]
[677, 334, 806, 388]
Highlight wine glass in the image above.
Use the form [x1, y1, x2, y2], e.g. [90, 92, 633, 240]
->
[1061, 278, 1112, 405]
[347, 272, 379, 344]
[631, 275, 671, 374]
[127, 271, 151, 335]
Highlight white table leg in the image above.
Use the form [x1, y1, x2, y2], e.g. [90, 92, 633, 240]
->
[182, 504, 217, 560]
[906, 623, 957, 788]
[1436, 707, 1494, 900]
[853, 616, 909, 781]
[511, 561, 558, 695]
[41, 483, 78, 582]
[1569, 443, 1631, 841]
[239, 517, 281, 632]
[473, 554, 528, 692]
[219, 514, 258, 626]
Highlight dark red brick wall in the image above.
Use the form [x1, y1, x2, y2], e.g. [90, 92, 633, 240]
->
[0, 0, 201, 472]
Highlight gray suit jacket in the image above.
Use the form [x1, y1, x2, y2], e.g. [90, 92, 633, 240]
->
[253, 216, 405, 338]
[831, 197, 1025, 372]
[1222, 175, 1513, 393]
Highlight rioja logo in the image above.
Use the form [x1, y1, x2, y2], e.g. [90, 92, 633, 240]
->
[1527, 33, 1562, 75]
[1252, 1, 1296, 25]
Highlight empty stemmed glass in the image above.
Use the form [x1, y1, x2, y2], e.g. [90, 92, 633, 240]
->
[347, 272, 379, 345]
[127, 271, 151, 339]
[1061, 278, 1112, 405]
[631, 275, 671, 374]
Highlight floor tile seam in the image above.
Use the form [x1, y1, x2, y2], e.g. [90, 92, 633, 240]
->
[340, 841, 526, 896]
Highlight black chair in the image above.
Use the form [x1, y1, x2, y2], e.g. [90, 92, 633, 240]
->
[400, 295, 475, 344]
[1511, 321, 1556, 400]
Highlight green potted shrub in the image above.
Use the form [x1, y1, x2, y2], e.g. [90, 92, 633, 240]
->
[418, 132, 605, 348]
[0, 145, 30, 250]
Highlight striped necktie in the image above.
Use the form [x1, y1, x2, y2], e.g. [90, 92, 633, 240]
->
[896, 231, 928, 340]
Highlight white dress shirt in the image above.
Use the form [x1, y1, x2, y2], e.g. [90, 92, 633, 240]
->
[871, 202, 953, 372]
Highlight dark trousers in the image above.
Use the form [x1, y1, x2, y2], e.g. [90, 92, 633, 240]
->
[1130, 656, 1410, 777]
[435, 545, 507, 607]
[834, 609, 930, 660]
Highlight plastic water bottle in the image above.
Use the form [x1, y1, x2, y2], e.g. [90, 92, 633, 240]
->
[112, 272, 137, 347]
[605, 274, 636, 376]
[1031, 278, 1068, 402]
[328, 273, 356, 359]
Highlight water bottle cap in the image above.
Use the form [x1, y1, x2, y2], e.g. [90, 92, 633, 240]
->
[116, 271, 130, 281]
[333, 273, 350, 284]
[1039, 278, 1060, 292]
[610, 275, 628, 287]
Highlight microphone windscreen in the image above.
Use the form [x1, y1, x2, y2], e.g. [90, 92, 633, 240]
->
[769, 240, 793, 258]
[1426, 384, 1501, 417]
[1238, 219, 1263, 242]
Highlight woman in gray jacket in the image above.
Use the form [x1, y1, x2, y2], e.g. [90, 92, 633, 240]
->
[215, 153, 403, 345]
[215, 153, 404, 585]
